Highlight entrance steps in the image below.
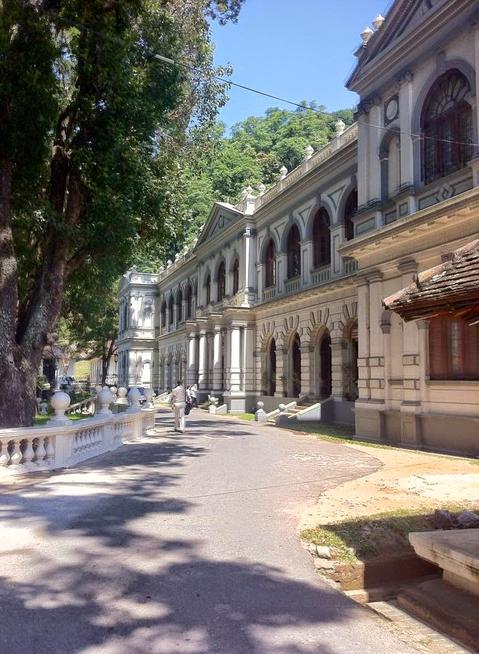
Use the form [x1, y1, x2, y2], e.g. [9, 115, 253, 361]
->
[266, 398, 330, 425]
[399, 528, 479, 650]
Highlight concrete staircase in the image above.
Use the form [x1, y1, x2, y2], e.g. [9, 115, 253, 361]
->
[398, 528, 479, 650]
[266, 398, 318, 425]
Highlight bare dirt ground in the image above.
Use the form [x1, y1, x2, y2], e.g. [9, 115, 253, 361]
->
[300, 443, 479, 530]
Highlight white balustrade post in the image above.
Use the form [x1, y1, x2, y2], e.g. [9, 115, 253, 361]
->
[143, 387, 154, 408]
[116, 387, 129, 405]
[9, 439, 22, 467]
[98, 388, 114, 415]
[49, 391, 71, 425]
[127, 387, 142, 413]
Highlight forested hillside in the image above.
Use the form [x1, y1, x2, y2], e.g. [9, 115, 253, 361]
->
[178, 103, 354, 240]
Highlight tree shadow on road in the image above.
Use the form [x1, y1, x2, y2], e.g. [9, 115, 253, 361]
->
[0, 419, 392, 653]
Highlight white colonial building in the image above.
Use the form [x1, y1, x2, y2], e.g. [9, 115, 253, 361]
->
[118, 0, 479, 456]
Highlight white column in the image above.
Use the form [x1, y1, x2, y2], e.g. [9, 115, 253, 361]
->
[213, 327, 223, 391]
[242, 325, 255, 393]
[207, 332, 214, 389]
[230, 325, 242, 392]
[198, 331, 208, 389]
[357, 112, 370, 207]
[399, 73, 414, 188]
[368, 103, 382, 204]
[356, 276, 370, 401]
[187, 335, 198, 385]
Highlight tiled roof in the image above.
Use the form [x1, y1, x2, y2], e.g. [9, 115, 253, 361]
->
[383, 239, 479, 323]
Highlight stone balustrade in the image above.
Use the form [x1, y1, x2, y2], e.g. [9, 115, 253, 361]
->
[311, 266, 331, 286]
[0, 389, 157, 475]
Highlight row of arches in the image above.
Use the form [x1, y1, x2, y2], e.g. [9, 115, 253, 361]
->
[204, 257, 240, 305]
[263, 191, 357, 288]
[263, 322, 358, 401]
[161, 283, 194, 327]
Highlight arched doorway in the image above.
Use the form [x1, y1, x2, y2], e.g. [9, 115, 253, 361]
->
[317, 331, 332, 399]
[291, 333, 301, 397]
[267, 338, 276, 396]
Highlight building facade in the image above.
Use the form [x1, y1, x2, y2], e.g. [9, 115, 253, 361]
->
[118, 0, 479, 455]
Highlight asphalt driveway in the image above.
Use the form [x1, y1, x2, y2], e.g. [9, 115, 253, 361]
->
[0, 409, 419, 653]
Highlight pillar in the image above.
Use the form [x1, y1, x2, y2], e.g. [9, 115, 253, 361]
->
[274, 344, 286, 398]
[187, 334, 198, 386]
[243, 324, 255, 396]
[198, 331, 208, 390]
[207, 332, 214, 389]
[368, 270, 385, 402]
[330, 336, 345, 400]
[230, 325, 242, 393]
[299, 342, 313, 399]
[212, 327, 223, 391]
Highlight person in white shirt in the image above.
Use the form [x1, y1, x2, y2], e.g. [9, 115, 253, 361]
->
[170, 380, 186, 432]
[189, 383, 198, 408]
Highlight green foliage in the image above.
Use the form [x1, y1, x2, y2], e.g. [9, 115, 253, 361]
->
[174, 104, 355, 243]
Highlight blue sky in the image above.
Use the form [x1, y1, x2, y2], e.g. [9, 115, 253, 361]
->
[211, 0, 392, 129]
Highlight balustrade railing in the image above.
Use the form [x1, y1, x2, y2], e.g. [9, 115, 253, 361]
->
[343, 258, 358, 275]
[311, 266, 331, 285]
[0, 389, 156, 475]
[284, 277, 301, 294]
[262, 286, 277, 301]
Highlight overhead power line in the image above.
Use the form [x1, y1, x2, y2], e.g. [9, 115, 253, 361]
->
[153, 53, 479, 150]
[57, 19, 479, 150]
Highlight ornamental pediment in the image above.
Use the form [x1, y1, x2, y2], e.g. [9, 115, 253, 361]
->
[196, 202, 243, 246]
[348, 0, 445, 88]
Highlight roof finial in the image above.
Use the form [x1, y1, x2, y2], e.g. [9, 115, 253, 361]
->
[372, 14, 385, 30]
[361, 26, 374, 45]
[304, 144, 314, 161]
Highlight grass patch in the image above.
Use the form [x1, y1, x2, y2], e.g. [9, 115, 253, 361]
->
[301, 506, 479, 565]
[290, 422, 479, 461]
[34, 413, 92, 426]
[231, 412, 255, 421]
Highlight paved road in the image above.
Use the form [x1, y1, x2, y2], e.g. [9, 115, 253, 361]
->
[0, 411, 419, 654]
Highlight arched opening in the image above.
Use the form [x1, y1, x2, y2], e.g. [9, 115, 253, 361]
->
[421, 69, 473, 184]
[205, 273, 211, 305]
[168, 295, 174, 326]
[344, 321, 358, 400]
[312, 209, 331, 268]
[287, 224, 301, 279]
[290, 333, 302, 398]
[185, 284, 192, 319]
[232, 258, 240, 295]
[343, 190, 357, 241]
[264, 239, 276, 288]
[266, 338, 276, 396]
[217, 262, 226, 302]
[316, 330, 331, 399]
[160, 301, 166, 329]
[176, 289, 183, 323]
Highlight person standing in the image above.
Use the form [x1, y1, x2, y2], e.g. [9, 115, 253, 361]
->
[170, 380, 186, 432]
[189, 383, 198, 408]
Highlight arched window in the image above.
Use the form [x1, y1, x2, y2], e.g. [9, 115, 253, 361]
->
[312, 209, 331, 268]
[232, 258, 240, 295]
[287, 224, 301, 279]
[176, 288, 183, 323]
[185, 284, 192, 319]
[421, 69, 473, 184]
[168, 295, 174, 325]
[264, 239, 276, 288]
[217, 262, 226, 302]
[343, 191, 357, 241]
[205, 273, 211, 305]
[160, 301, 166, 329]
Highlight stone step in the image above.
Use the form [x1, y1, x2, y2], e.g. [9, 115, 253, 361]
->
[398, 578, 479, 651]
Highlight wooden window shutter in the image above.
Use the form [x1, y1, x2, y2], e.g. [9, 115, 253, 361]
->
[429, 317, 447, 379]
